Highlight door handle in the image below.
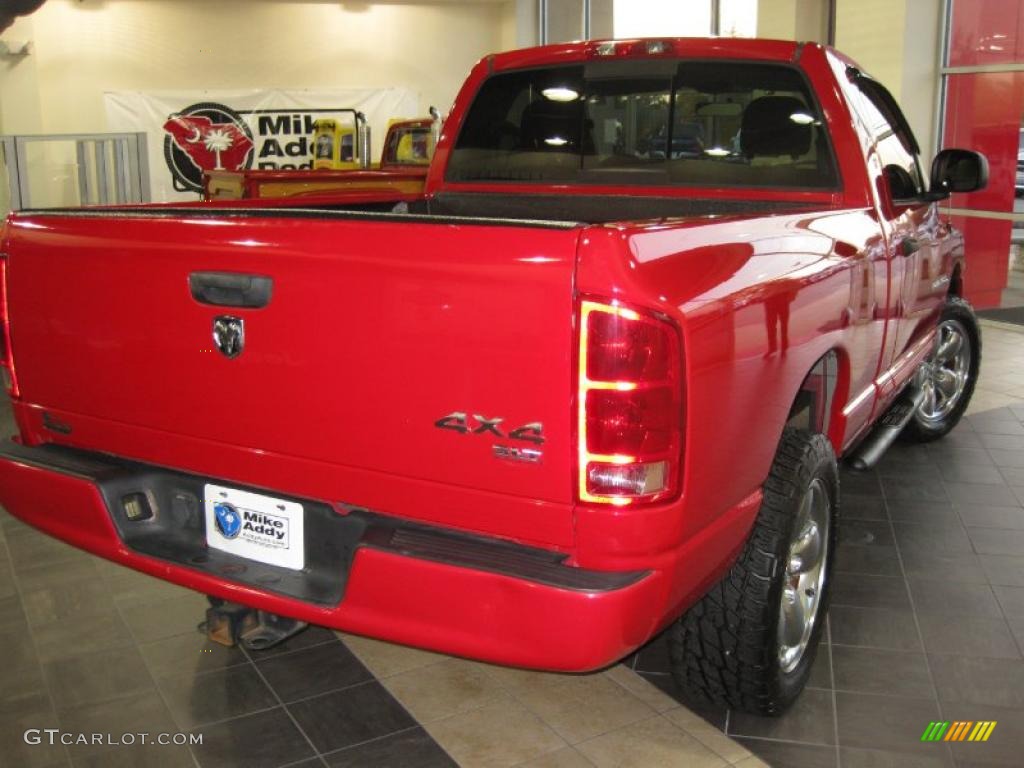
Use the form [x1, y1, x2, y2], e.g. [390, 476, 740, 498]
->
[189, 272, 273, 309]
[900, 237, 920, 257]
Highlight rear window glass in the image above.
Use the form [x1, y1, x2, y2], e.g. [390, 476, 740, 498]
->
[447, 61, 838, 190]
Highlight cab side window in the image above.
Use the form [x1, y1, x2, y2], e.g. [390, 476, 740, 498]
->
[827, 53, 925, 201]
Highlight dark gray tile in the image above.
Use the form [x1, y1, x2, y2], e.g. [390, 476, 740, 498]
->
[832, 573, 911, 611]
[943, 703, 1024, 767]
[119, 592, 208, 644]
[103, 570, 192, 610]
[877, 462, 942, 484]
[44, 646, 154, 713]
[32, 611, 134, 662]
[840, 493, 888, 521]
[917, 613, 1020, 658]
[631, 630, 672, 675]
[728, 687, 835, 745]
[157, 663, 278, 729]
[841, 470, 883, 494]
[835, 692, 940, 752]
[968, 528, 1024, 557]
[242, 625, 339, 659]
[887, 501, 960, 525]
[894, 523, 973, 554]
[60, 690, 177, 759]
[883, 477, 950, 503]
[836, 543, 903, 577]
[934, 429, 984, 450]
[831, 646, 933, 697]
[980, 555, 1024, 587]
[15, 558, 99, 591]
[900, 547, 988, 583]
[21, 580, 118, 626]
[939, 464, 1007, 485]
[807, 640, 832, 689]
[4, 527, 91, 572]
[1008, 616, 1024, 651]
[139, 631, 248, 678]
[0, 692, 68, 768]
[840, 746, 953, 767]
[907, 580, 1002, 618]
[929, 655, 1024, 708]
[979, 434, 1024, 452]
[190, 707, 314, 768]
[0, 629, 46, 704]
[255, 641, 372, 703]
[829, 606, 923, 651]
[841, 519, 895, 547]
[987, 449, 1024, 469]
[927, 446, 994, 467]
[957, 506, 1024, 530]
[945, 482, 1021, 507]
[71, 744, 196, 768]
[288, 682, 416, 753]
[642, 672, 727, 728]
[0, 593, 27, 633]
[993, 585, 1024, 617]
[998, 465, 1024, 485]
[966, 417, 1024, 436]
[324, 726, 456, 768]
[733, 737, 837, 767]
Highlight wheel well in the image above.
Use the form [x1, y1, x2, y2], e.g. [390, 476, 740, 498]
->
[786, 351, 840, 438]
[950, 262, 963, 298]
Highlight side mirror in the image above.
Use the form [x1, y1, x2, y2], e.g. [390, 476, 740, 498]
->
[928, 148, 988, 199]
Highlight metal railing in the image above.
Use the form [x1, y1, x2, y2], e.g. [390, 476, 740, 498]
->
[1, 132, 149, 212]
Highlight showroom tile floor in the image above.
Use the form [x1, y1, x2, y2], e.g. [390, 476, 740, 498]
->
[1, 320, 1023, 768]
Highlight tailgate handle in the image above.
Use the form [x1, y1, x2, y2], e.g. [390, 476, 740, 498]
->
[189, 272, 273, 309]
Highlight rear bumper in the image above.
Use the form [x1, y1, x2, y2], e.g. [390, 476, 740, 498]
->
[0, 441, 758, 671]
[0, 442, 659, 670]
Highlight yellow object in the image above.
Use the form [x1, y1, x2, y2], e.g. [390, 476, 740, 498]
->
[312, 119, 359, 170]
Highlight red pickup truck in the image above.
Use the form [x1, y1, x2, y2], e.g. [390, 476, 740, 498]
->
[0, 38, 988, 715]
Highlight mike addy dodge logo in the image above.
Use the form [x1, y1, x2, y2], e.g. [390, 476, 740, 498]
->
[162, 102, 347, 193]
[921, 721, 997, 742]
[213, 502, 289, 547]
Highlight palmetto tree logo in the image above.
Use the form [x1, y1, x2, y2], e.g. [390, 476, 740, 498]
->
[163, 102, 255, 193]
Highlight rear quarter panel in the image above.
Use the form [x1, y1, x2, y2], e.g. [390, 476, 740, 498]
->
[573, 208, 886, 572]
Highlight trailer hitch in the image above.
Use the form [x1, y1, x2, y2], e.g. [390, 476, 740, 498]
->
[201, 597, 308, 650]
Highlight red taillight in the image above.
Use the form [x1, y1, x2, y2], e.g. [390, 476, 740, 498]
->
[0, 255, 18, 397]
[578, 299, 683, 506]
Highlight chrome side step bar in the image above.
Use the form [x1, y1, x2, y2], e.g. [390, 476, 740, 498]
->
[847, 384, 925, 471]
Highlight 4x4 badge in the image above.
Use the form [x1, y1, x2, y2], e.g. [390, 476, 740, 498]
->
[434, 412, 544, 445]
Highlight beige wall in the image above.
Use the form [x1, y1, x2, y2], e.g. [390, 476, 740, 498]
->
[0, 0, 508, 135]
[758, 0, 829, 43]
[836, 0, 943, 158]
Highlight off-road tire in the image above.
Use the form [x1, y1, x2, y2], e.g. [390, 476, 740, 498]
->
[903, 296, 981, 442]
[668, 428, 838, 715]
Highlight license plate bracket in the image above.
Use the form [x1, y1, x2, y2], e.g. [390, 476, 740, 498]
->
[204, 484, 305, 571]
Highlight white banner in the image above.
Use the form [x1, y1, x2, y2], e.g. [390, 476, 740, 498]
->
[104, 88, 419, 202]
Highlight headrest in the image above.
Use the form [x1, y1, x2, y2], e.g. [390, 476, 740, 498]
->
[740, 96, 812, 158]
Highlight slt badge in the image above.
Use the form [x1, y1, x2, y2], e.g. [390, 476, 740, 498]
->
[213, 315, 245, 358]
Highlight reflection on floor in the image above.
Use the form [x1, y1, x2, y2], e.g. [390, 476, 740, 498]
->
[1, 322, 1022, 767]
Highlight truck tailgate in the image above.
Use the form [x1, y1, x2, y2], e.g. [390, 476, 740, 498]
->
[4, 209, 581, 547]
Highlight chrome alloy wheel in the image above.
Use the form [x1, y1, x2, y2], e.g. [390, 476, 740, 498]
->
[917, 318, 972, 425]
[777, 477, 831, 674]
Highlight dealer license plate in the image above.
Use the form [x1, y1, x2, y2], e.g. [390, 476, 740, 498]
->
[204, 484, 305, 571]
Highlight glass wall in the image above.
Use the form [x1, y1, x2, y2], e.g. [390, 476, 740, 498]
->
[940, 0, 1024, 308]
